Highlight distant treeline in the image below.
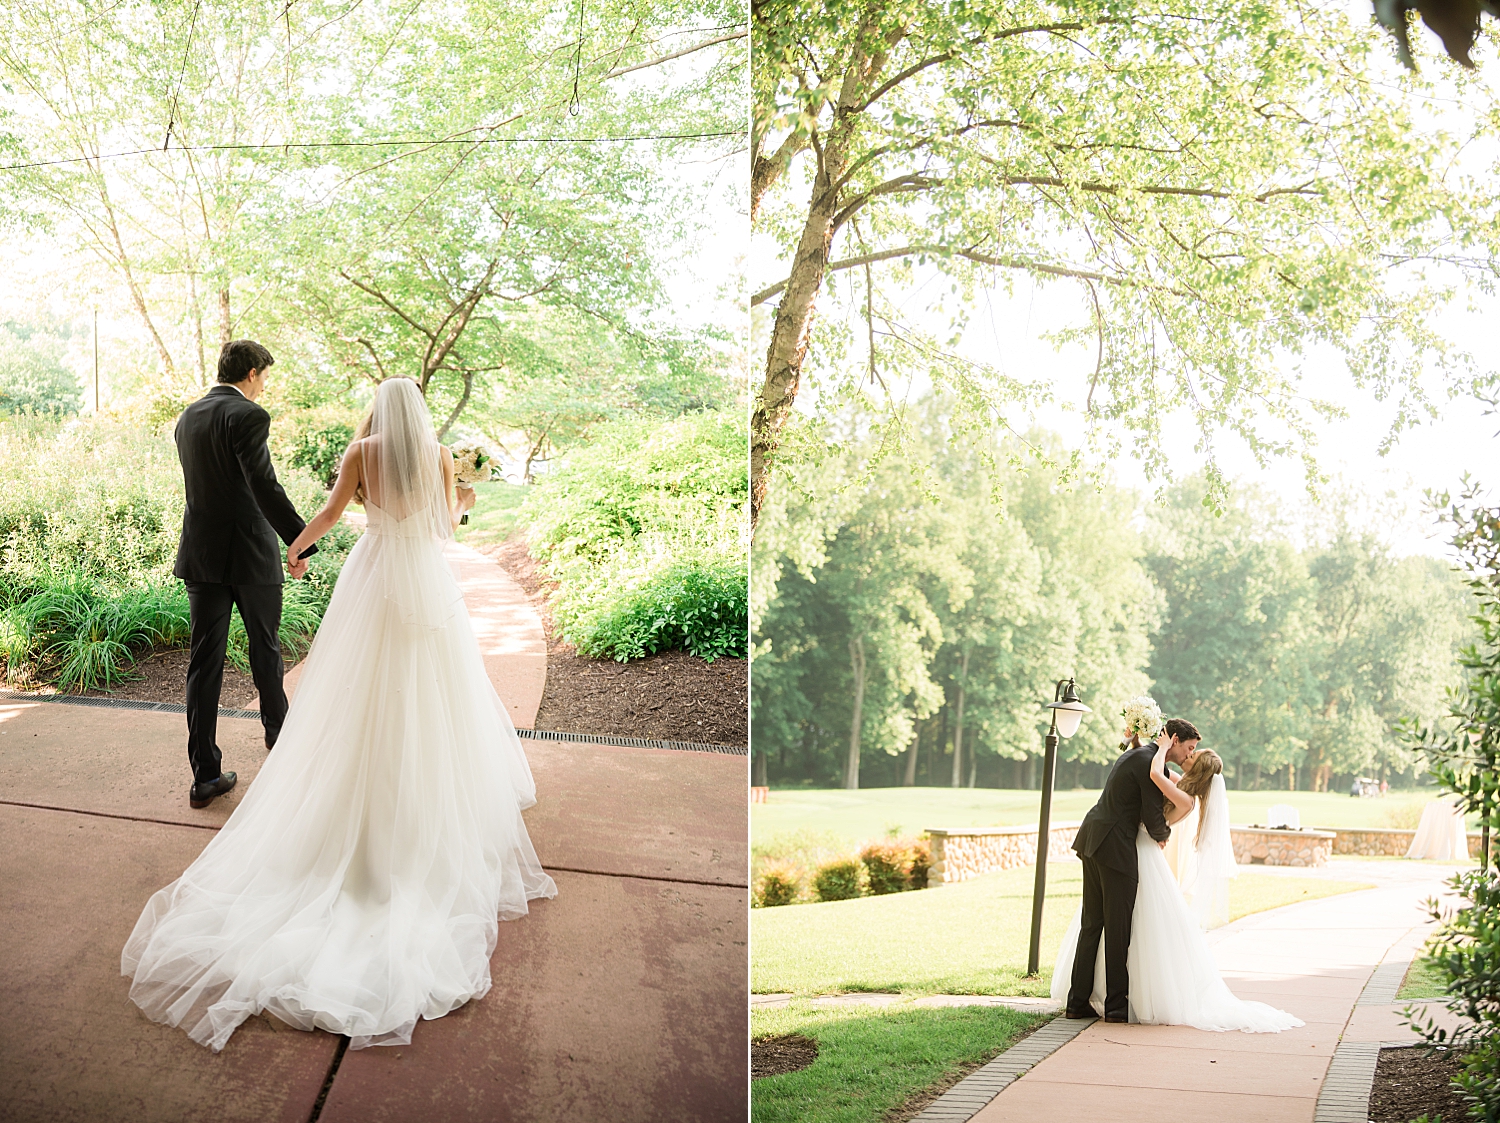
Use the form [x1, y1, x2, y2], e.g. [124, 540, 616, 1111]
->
[752, 405, 1474, 793]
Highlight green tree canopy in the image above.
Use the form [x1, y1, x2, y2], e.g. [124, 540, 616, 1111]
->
[750, 0, 1497, 525]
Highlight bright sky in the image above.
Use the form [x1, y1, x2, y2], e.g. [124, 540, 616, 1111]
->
[973, 280, 1496, 558]
[752, 5, 1498, 560]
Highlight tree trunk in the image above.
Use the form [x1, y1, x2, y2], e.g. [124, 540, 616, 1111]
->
[1026, 754, 1037, 790]
[219, 288, 232, 347]
[190, 274, 206, 387]
[845, 634, 865, 790]
[903, 724, 919, 786]
[951, 648, 969, 788]
[753, 747, 768, 787]
[105, 211, 174, 374]
[750, 37, 886, 530]
[967, 750, 977, 788]
[1288, 761, 1296, 791]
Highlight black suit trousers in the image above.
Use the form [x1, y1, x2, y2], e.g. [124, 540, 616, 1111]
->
[1069, 853, 1137, 1021]
[184, 581, 286, 783]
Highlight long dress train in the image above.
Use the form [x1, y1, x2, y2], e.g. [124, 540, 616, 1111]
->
[121, 501, 557, 1052]
[1050, 824, 1301, 1032]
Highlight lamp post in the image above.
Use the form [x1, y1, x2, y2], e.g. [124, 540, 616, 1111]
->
[1027, 677, 1091, 976]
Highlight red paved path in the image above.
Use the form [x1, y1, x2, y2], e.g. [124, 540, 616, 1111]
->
[0, 545, 746, 1123]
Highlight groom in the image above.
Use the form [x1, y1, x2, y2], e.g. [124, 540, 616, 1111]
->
[1067, 717, 1201, 1021]
[174, 340, 316, 809]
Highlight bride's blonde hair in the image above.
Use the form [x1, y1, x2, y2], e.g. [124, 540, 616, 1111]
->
[1177, 749, 1223, 845]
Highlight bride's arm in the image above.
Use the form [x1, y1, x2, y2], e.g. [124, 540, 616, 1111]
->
[287, 443, 362, 573]
[442, 446, 476, 531]
[1151, 739, 1196, 825]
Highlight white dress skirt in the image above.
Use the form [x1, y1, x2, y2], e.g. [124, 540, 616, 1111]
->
[1050, 824, 1302, 1032]
[121, 504, 557, 1052]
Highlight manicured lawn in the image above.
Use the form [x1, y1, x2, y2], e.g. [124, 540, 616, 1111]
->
[453, 480, 530, 549]
[751, 862, 1374, 996]
[752, 787, 1455, 853]
[1397, 956, 1450, 1001]
[751, 1000, 1044, 1123]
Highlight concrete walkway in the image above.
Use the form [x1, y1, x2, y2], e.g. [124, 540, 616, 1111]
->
[0, 545, 746, 1123]
[958, 860, 1464, 1123]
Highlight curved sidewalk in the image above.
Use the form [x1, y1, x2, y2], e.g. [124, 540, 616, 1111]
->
[936, 861, 1461, 1123]
[0, 545, 746, 1123]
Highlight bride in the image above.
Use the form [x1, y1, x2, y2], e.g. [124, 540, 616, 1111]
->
[121, 377, 557, 1052]
[1051, 735, 1301, 1032]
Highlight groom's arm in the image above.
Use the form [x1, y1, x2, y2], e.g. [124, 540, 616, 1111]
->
[232, 405, 319, 558]
[1136, 754, 1171, 844]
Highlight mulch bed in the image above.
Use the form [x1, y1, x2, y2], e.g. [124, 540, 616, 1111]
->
[480, 536, 748, 746]
[27, 648, 291, 711]
[1368, 1045, 1473, 1123]
[752, 1034, 818, 1079]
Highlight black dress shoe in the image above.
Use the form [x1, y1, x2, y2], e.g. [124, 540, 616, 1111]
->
[265, 735, 275, 751]
[190, 771, 237, 809]
[1104, 1015, 1129, 1023]
[1065, 1009, 1097, 1020]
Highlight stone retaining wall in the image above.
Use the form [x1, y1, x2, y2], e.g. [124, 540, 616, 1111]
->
[1230, 826, 1335, 867]
[925, 823, 1080, 887]
[1323, 825, 1486, 860]
[923, 822, 1488, 885]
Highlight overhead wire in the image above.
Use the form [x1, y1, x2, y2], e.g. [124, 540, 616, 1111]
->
[0, 131, 745, 174]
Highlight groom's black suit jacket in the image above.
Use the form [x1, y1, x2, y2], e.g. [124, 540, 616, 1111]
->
[1072, 744, 1171, 880]
[173, 384, 314, 584]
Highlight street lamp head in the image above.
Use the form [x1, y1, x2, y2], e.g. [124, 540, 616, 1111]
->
[1046, 678, 1091, 739]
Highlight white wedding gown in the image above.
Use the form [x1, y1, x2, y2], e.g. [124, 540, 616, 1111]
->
[121, 500, 558, 1052]
[1050, 823, 1301, 1032]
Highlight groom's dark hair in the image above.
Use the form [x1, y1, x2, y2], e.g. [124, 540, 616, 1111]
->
[1164, 718, 1200, 743]
[218, 339, 275, 384]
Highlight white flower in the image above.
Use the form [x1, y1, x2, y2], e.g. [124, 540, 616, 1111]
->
[1122, 695, 1164, 740]
[449, 442, 492, 485]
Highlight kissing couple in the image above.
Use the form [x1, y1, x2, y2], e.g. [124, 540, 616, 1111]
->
[1051, 702, 1302, 1032]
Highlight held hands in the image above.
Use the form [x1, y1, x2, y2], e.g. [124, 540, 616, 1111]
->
[455, 483, 477, 514]
[286, 545, 310, 580]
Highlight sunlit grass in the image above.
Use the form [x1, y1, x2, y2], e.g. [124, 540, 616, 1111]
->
[751, 1000, 1043, 1123]
[752, 861, 1373, 996]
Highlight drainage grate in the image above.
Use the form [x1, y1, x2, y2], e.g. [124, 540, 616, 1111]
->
[1, 689, 746, 755]
[1, 689, 259, 720]
[514, 728, 747, 756]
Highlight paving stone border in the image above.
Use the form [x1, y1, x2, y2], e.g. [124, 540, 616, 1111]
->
[0, 690, 747, 754]
[1314, 935, 1424, 1123]
[1314, 1040, 1383, 1123]
[906, 1015, 1094, 1122]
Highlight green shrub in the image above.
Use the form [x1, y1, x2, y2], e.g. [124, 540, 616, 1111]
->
[0, 321, 82, 417]
[858, 837, 934, 895]
[756, 863, 802, 908]
[0, 415, 357, 690]
[908, 837, 933, 888]
[859, 842, 910, 895]
[270, 404, 361, 489]
[566, 559, 747, 662]
[812, 858, 864, 902]
[1409, 868, 1500, 1121]
[524, 410, 747, 662]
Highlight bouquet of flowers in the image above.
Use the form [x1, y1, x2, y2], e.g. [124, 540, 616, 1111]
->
[448, 442, 492, 524]
[1122, 695, 1164, 741]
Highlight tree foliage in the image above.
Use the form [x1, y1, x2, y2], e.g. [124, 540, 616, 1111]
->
[750, 0, 1498, 526]
[754, 400, 1476, 789]
[1, 0, 747, 444]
